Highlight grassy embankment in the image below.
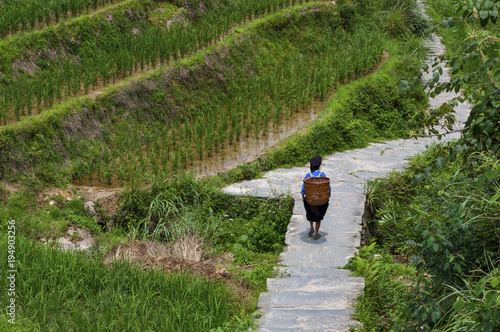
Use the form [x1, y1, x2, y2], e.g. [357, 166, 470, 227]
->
[0, 0, 434, 330]
[345, 0, 500, 330]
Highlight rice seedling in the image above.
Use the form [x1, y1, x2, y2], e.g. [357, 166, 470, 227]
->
[96, 159, 104, 185]
[195, 137, 204, 160]
[171, 148, 179, 173]
[116, 161, 126, 186]
[86, 161, 96, 186]
[104, 161, 114, 185]
[73, 160, 87, 184]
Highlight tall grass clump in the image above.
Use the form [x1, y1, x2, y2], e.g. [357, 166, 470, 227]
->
[117, 173, 293, 255]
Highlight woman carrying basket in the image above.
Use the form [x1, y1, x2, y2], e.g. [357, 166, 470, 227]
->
[301, 156, 330, 240]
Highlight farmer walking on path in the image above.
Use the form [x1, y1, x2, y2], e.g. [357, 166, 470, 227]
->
[301, 155, 330, 240]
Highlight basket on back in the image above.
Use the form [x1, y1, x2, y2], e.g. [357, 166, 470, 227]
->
[303, 176, 330, 205]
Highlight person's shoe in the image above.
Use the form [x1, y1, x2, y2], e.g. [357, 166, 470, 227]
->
[308, 229, 314, 235]
[314, 233, 321, 240]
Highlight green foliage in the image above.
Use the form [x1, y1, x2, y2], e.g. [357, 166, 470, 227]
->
[117, 175, 293, 255]
[0, 314, 40, 331]
[348, 74, 419, 137]
[360, 143, 500, 331]
[439, 268, 500, 332]
[345, 242, 418, 331]
[337, 0, 429, 38]
[218, 196, 292, 254]
[237, 260, 278, 292]
[113, 173, 291, 329]
[405, 0, 500, 157]
[337, 1, 356, 31]
[0, 190, 68, 240]
[0, 189, 103, 240]
[63, 198, 102, 235]
[380, 0, 429, 38]
[364, 143, 455, 253]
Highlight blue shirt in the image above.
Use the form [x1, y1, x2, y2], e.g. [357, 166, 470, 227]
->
[300, 170, 331, 196]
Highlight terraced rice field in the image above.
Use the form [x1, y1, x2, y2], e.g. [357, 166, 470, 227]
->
[0, 0, 394, 188]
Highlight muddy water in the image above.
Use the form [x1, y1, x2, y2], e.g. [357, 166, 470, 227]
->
[192, 101, 323, 178]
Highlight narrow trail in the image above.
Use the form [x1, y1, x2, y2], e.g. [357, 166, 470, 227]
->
[222, 5, 471, 332]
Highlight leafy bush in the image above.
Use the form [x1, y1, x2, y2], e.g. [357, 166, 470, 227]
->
[218, 196, 292, 254]
[358, 144, 500, 331]
[437, 268, 500, 332]
[345, 242, 417, 331]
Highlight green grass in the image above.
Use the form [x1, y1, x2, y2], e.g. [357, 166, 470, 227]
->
[0, 190, 100, 240]
[0, 174, 294, 330]
[0, 236, 238, 331]
[345, 242, 418, 331]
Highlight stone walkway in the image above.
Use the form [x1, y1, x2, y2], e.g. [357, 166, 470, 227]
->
[222, 10, 470, 332]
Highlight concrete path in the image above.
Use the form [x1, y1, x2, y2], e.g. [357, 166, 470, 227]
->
[222, 7, 470, 332]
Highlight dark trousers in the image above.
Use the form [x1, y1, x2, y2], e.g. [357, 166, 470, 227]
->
[303, 201, 329, 222]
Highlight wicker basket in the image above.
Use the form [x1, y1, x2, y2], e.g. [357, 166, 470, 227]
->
[303, 176, 330, 206]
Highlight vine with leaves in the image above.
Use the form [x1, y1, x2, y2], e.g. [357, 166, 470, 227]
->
[400, 0, 500, 164]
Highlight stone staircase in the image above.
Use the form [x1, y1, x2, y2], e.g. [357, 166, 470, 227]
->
[222, 1, 471, 329]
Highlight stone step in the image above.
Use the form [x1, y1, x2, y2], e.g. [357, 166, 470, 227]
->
[284, 230, 360, 248]
[258, 290, 359, 310]
[255, 308, 361, 331]
[267, 275, 364, 293]
[279, 245, 358, 268]
[277, 266, 353, 278]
